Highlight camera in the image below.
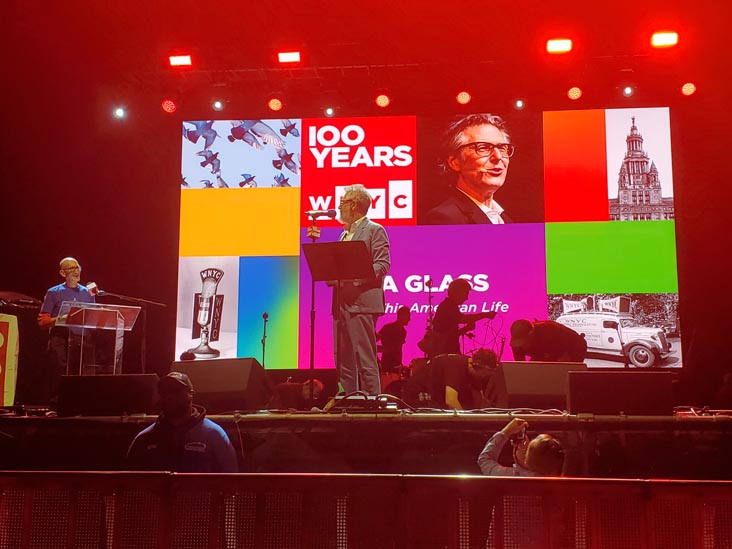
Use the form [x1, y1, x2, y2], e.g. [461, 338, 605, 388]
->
[510, 427, 527, 442]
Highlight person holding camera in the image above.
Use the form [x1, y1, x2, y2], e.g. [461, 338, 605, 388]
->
[478, 418, 564, 476]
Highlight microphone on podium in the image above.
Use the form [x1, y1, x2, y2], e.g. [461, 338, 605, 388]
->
[86, 282, 105, 297]
[304, 209, 337, 219]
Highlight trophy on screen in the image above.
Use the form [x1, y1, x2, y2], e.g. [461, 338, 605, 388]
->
[188, 268, 224, 358]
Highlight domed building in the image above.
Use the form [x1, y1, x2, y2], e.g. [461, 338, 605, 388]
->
[609, 117, 675, 221]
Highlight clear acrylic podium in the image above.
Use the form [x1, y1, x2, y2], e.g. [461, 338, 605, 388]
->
[55, 301, 141, 375]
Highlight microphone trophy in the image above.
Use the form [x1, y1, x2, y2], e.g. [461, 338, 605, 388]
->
[188, 268, 224, 358]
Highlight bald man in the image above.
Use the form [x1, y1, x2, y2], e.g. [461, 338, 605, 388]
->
[38, 257, 96, 406]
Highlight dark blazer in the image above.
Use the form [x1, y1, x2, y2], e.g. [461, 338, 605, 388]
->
[334, 217, 391, 314]
[423, 188, 512, 225]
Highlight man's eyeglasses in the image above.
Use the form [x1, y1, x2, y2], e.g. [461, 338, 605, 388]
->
[457, 141, 515, 158]
[339, 199, 354, 207]
[62, 266, 81, 272]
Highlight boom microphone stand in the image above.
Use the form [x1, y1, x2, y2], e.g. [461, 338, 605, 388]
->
[94, 288, 166, 374]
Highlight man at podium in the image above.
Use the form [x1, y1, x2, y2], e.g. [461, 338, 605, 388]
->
[307, 184, 391, 396]
[37, 257, 95, 405]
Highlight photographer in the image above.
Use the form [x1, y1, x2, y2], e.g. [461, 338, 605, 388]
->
[478, 418, 564, 476]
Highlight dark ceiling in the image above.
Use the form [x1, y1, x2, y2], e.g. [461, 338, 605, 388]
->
[5, 0, 724, 117]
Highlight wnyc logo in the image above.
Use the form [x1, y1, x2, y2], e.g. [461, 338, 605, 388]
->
[300, 116, 417, 227]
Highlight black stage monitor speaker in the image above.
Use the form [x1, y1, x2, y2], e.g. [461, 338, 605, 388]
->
[172, 357, 275, 413]
[486, 361, 586, 410]
[568, 371, 674, 415]
[58, 374, 159, 417]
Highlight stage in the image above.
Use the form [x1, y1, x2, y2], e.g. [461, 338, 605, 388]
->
[1, 410, 731, 479]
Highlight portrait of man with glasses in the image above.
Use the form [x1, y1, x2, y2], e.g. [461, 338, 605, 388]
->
[424, 113, 516, 225]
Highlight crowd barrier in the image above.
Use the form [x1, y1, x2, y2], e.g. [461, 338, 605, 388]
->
[1, 472, 732, 548]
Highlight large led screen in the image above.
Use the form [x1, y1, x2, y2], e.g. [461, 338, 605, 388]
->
[177, 108, 681, 370]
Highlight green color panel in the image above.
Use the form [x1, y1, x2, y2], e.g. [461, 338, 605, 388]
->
[546, 221, 678, 294]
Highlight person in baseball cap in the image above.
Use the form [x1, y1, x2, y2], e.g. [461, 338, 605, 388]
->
[159, 371, 194, 392]
[126, 371, 237, 472]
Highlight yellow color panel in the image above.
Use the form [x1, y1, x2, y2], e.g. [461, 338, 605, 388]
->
[179, 188, 301, 256]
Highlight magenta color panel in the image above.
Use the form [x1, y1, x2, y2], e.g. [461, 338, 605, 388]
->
[298, 224, 547, 370]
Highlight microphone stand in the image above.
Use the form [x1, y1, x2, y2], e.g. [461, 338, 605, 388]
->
[97, 290, 166, 374]
[425, 278, 435, 361]
[304, 209, 338, 408]
[307, 217, 319, 409]
[261, 312, 268, 368]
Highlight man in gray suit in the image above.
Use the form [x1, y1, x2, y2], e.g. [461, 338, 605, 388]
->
[307, 184, 391, 395]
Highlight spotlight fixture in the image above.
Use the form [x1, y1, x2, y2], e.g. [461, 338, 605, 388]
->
[169, 54, 192, 67]
[546, 38, 572, 54]
[324, 106, 335, 117]
[113, 107, 126, 119]
[267, 97, 284, 112]
[456, 91, 472, 105]
[622, 86, 635, 97]
[651, 31, 678, 48]
[514, 99, 525, 110]
[161, 99, 177, 113]
[567, 87, 582, 100]
[212, 100, 224, 111]
[277, 51, 301, 64]
[375, 94, 390, 108]
[681, 82, 697, 96]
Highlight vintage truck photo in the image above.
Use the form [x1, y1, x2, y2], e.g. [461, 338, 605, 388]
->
[556, 310, 672, 367]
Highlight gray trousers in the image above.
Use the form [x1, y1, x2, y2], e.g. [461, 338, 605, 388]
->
[334, 309, 381, 395]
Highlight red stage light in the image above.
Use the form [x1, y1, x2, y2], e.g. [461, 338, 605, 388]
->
[546, 38, 572, 54]
[681, 82, 697, 96]
[169, 55, 192, 67]
[161, 99, 177, 113]
[268, 97, 284, 112]
[456, 91, 472, 105]
[567, 87, 582, 100]
[277, 51, 301, 64]
[375, 94, 390, 108]
[651, 31, 678, 48]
